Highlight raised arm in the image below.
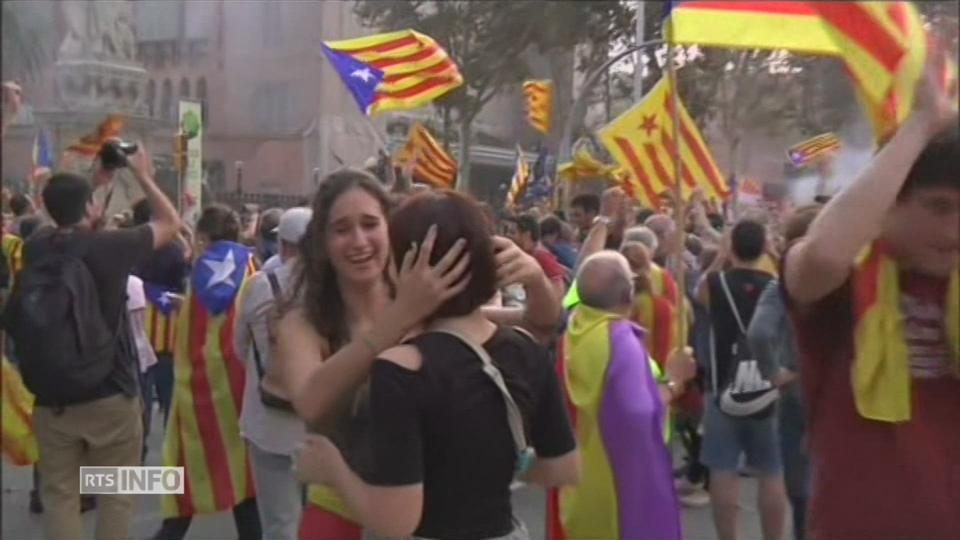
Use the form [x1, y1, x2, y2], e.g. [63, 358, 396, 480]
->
[483, 236, 563, 339]
[125, 144, 181, 249]
[785, 58, 957, 304]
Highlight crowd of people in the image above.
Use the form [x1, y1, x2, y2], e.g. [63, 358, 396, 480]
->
[0, 52, 957, 540]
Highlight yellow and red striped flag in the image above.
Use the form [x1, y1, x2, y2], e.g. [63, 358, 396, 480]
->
[523, 80, 554, 135]
[143, 283, 179, 355]
[1, 356, 38, 466]
[66, 115, 124, 156]
[161, 242, 257, 518]
[666, 1, 955, 143]
[394, 123, 457, 189]
[506, 145, 531, 208]
[598, 76, 728, 208]
[322, 30, 463, 115]
[787, 132, 842, 168]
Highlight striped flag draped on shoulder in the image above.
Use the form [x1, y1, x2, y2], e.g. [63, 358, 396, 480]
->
[322, 30, 464, 115]
[394, 123, 457, 189]
[523, 80, 554, 135]
[506, 145, 531, 208]
[161, 241, 257, 518]
[598, 76, 728, 208]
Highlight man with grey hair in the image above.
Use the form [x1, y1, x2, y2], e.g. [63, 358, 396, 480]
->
[622, 225, 659, 255]
[554, 251, 695, 540]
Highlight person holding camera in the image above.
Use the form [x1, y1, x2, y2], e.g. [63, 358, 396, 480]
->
[2, 137, 181, 540]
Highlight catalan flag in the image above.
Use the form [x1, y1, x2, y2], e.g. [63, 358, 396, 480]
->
[393, 123, 457, 189]
[1, 356, 38, 466]
[598, 76, 728, 208]
[66, 115, 124, 156]
[161, 241, 257, 518]
[665, 1, 950, 143]
[523, 80, 554, 135]
[322, 30, 463, 116]
[144, 282, 179, 355]
[557, 144, 624, 183]
[787, 132, 841, 168]
[506, 145, 531, 208]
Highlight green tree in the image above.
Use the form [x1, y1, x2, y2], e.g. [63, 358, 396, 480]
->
[353, 0, 634, 193]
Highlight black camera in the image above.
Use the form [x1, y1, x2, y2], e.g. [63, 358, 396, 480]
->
[98, 140, 138, 170]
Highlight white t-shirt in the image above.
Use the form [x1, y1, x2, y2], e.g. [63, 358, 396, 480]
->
[234, 258, 306, 456]
[127, 275, 158, 373]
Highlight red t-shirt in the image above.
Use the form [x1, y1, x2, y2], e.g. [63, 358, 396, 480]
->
[788, 272, 960, 540]
[533, 247, 567, 286]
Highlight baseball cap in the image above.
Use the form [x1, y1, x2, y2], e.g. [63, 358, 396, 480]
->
[274, 207, 313, 244]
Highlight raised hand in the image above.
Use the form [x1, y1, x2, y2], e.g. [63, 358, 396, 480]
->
[492, 236, 542, 288]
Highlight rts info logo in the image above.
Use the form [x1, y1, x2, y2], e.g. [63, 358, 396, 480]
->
[80, 467, 185, 495]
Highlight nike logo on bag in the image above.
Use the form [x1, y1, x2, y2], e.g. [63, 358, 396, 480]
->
[730, 361, 773, 394]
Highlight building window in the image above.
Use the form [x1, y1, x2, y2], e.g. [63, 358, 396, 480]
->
[196, 77, 208, 125]
[253, 82, 291, 133]
[161, 78, 172, 120]
[146, 79, 156, 117]
[179, 78, 190, 99]
[261, 3, 284, 47]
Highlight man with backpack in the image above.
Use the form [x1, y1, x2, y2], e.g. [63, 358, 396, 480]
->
[2, 143, 180, 540]
[694, 219, 787, 540]
[234, 206, 311, 540]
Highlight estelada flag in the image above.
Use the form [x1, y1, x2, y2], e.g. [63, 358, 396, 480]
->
[506, 145, 531, 208]
[66, 115, 124, 156]
[144, 282, 179, 355]
[394, 123, 457, 189]
[161, 241, 257, 518]
[322, 30, 463, 115]
[598, 75, 728, 207]
[523, 80, 554, 135]
[787, 132, 841, 168]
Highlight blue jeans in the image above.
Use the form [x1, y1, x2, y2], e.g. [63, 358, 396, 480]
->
[701, 395, 782, 475]
[779, 386, 810, 540]
[248, 442, 303, 540]
[147, 353, 174, 427]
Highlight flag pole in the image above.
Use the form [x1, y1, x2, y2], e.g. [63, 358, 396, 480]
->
[360, 113, 397, 189]
[665, 10, 688, 342]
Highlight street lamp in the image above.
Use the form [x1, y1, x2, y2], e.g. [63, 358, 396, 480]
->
[557, 39, 666, 166]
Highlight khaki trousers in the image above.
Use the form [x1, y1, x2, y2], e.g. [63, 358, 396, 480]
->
[33, 394, 143, 540]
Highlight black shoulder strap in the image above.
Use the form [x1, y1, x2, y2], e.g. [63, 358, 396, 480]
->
[251, 271, 282, 380]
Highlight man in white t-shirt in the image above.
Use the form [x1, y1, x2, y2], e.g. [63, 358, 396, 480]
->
[234, 207, 311, 540]
[127, 274, 158, 464]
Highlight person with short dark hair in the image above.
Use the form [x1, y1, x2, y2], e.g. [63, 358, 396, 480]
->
[152, 203, 261, 540]
[294, 190, 580, 539]
[16, 142, 180, 540]
[510, 213, 568, 301]
[539, 215, 577, 269]
[695, 218, 785, 540]
[7, 192, 34, 236]
[783, 60, 959, 539]
[569, 193, 600, 243]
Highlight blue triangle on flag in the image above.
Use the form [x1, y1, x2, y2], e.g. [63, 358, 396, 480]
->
[321, 45, 386, 115]
[143, 282, 177, 317]
[191, 241, 251, 315]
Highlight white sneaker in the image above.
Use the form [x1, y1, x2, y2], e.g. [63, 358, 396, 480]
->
[679, 487, 711, 508]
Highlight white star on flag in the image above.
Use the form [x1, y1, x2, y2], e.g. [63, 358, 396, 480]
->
[350, 68, 374, 83]
[157, 293, 171, 307]
[204, 249, 237, 289]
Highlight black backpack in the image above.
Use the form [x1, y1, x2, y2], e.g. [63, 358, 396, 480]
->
[2, 233, 121, 405]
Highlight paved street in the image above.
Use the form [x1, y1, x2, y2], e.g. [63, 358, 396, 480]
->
[3, 409, 778, 540]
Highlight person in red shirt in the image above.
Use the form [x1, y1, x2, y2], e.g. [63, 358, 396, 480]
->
[783, 58, 959, 540]
[510, 213, 568, 302]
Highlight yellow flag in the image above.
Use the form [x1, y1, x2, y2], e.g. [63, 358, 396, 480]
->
[598, 76, 728, 207]
[523, 80, 553, 135]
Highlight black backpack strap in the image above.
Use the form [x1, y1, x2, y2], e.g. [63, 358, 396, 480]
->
[250, 271, 282, 381]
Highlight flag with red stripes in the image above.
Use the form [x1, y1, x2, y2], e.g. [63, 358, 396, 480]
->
[598, 76, 728, 207]
[393, 123, 458, 188]
[322, 30, 463, 115]
[161, 242, 257, 517]
[144, 282, 179, 355]
[666, 1, 952, 143]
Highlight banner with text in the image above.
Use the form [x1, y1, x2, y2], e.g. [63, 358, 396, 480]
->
[178, 100, 203, 226]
